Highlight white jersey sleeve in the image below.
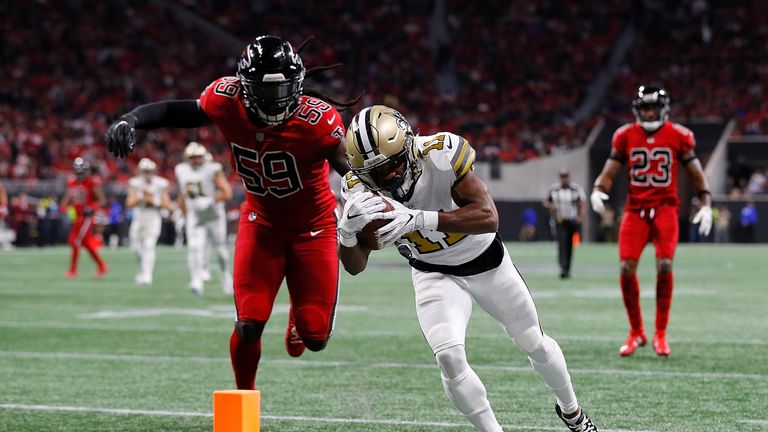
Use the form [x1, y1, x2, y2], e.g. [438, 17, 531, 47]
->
[339, 170, 369, 206]
[415, 132, 476, 182]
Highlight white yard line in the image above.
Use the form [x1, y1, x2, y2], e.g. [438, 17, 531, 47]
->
[0, 350, 764, 381]
[0, 320, 766, 346]
[740, 419, 768, 425]
[0, 403, 657, 432]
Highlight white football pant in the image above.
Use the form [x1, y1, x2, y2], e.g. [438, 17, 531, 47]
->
[185, 211, 231, 294]
[412, 246, 578, 431]
[129, 213, 162, 284]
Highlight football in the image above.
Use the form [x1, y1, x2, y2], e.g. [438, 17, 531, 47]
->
[356, 198, 395, 250]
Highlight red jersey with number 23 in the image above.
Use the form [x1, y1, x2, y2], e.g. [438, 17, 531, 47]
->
[199, 76, 345, 231]
[612, 121, 695, 210]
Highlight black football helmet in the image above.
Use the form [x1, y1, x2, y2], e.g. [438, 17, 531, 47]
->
[237, 35, 305, 125]
[632, 85, 670, 132]
[73, 157, 91, 180]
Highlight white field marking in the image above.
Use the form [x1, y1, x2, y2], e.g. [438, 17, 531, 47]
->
[1, 320, 766, 347]
[0, 403, 657, 432]
[0, 350, 765, 381]
[76, 304, 367, 319]
[740, 419, 768, 425]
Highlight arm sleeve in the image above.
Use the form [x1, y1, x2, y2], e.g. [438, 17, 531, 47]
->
[126, 100, 212, 129]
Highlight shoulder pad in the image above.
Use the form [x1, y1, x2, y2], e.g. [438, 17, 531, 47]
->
[416, 132, 475, 179]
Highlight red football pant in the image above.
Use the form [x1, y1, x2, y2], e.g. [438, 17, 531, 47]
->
[618, 205, 678, 261]
[618, 205, 678, 333]
[68, 217, 105, 272]
[230, 207, 339, 388]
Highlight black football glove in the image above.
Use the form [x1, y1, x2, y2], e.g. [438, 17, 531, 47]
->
[106, 114, 137, 158]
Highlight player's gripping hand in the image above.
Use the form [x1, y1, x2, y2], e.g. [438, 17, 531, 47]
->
[192, 196, 214, 212]
[106, 115, 137, 158]
[590, 189, 609, 214]
[692, 205, 713, 236]
[376, 199, 438, 247]
[338, 192, 388, 247]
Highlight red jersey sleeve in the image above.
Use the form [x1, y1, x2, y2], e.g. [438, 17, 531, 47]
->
[315, 104, 346, 152]
[199, 76, 241, 120]
[671, 122, 696, 154]
[611, 123, 632, 156]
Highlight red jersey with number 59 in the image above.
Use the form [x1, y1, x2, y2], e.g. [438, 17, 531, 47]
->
[66, 175, 101, 218]
[199, 76, 344, 231]
[611, 121, 695, 210]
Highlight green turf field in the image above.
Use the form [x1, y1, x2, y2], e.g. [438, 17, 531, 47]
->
[0, 243, 766, 431]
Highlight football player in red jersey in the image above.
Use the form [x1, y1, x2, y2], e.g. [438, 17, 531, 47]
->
[106, 36, 356, 390]
[60, 157, 108, 278]
[591, 85, 712, 357]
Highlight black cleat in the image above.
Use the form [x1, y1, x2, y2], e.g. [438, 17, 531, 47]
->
[556, 404, 599, 432]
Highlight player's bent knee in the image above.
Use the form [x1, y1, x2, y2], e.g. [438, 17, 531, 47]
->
[303, 339, 328, 352]
[234, 320, 266, 342]
[657, 259, 673, 274]
[435, 344, 469, 379]
[512, 327, 544, 356]
[293, 305, 330, 338]
[620, 260, 638, 276]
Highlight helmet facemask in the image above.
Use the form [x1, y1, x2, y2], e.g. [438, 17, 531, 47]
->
[353, 134, 422, 202]
[237, 36, 305, 126]
[239, 72, 304, 125]
[632, 86, 670, 132]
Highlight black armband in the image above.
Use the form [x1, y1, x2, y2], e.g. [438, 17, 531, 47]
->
[128, 99, 212, 129]
[608, 154, 626, 164]
[681, 154, 698, 166]
[697, 190, 711, 200]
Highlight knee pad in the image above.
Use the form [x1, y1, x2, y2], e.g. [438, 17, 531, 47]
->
[512, 327, 544, 356]
[435, 344, 469, 380]
[234, 320, 266, 342]
[303, 339, 328, 352]
[293, 305, 329, 339]
[426, 322, 463, 354]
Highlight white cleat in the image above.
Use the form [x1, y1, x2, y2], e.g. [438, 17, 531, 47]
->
[201, 269, 212, 282]
[134, 274, 152, 286]
[188, 280, 204, 296]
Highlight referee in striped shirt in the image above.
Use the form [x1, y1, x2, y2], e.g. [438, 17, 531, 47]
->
[545, 169, 586, 279]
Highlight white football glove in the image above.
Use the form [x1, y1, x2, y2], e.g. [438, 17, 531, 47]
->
[692, 205, 713, 237]
[338, 191, 389, 247]
[376, 199, 439, 247]
[590, 189, 609, 214]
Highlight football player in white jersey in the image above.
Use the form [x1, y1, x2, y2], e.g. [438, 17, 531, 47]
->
[337, 106, 599, 432]
[126, 158, 170, 285]
[175, 142, 233, 295]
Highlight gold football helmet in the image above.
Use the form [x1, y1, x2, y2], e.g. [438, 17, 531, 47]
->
[345, 105, 421, 201]
[137, 157, 157, 173]
[184, 141, 207, 168]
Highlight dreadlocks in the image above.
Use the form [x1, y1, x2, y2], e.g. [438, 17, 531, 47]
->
[297, 36, 363, 111]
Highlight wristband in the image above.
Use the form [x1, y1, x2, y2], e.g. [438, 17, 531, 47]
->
[339, 231, 358, 248]
[422, 211, 439, 231]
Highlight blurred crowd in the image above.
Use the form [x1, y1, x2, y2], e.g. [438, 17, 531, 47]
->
[2, 1, 767, 186]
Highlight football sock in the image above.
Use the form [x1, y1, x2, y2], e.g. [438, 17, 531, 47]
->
[436, 346, 502, 432]
[528, 334, 579, 414]
[84, 243, 106, 270]
[656, 272, 674, 332]
[229, 330, 261, 390]
[620, 274, 643, 332]
[216, 245, 230, 272]
[69, 246, 79, 272]
[142, 245, 156, 280]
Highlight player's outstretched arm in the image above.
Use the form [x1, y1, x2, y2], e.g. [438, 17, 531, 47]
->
[106, 100, 212, 158]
